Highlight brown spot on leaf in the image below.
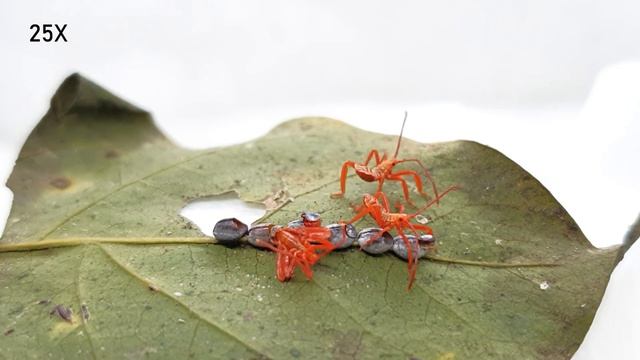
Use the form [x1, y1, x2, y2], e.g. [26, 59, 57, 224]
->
[50, 304, 73, 323]
[50, 177, 71, 190]
[3, 329, 14, 336]
[242, 311, 254, 321]
[290, 348, 301, 358]
[331, 330, 363, 360]
[105, 149, 120, 159]
[80, 304, 90, 322]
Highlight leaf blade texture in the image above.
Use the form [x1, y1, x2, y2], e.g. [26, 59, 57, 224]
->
[0, 74, 622, 359]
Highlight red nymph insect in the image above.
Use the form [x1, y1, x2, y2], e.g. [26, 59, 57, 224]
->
[272, 226, 335, 281]
[256, 213, 336, 282]
[348, 186, 459, 289]
[331, 112, 440, 207]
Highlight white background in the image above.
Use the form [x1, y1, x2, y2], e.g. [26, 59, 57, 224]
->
[0, 1, 638, 358]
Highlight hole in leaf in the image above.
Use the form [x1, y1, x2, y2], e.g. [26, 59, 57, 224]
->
[180, 193, 265, 236]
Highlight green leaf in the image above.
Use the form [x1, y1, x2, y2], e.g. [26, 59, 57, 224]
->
[0, 74, 623, 359]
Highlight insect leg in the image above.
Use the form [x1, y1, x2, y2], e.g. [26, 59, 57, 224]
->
[363, 149, 383, 166]
[347, 203, 373, 224]
[331, 161, 357, 198]
[395, 225, 418, 290]
[407, 223, 433, 235]
[396, 158, 439, 204]
[372, 191, 392, 211]
[389, 169, 428, 197]
[386, 173, 417, 207]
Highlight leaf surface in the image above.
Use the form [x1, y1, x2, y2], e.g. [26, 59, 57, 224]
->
[0, 74, 622, 359]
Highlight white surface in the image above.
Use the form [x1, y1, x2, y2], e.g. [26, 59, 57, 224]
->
[1, 1, 639, 358]
[181, 194, 265, 237]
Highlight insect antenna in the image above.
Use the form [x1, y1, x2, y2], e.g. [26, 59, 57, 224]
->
[393, 111, 408, 158]
[408, 185, 460, 218]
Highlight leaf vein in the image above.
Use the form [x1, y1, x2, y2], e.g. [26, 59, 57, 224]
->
[39, 149, 217, 240]
[76, 248, 98, 360]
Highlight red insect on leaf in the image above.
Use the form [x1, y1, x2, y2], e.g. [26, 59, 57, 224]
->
[256, 213, 337, 282]
[331, 112, 440, 207]
[272, 226, 334, 281]
[349, 186, 459, 289]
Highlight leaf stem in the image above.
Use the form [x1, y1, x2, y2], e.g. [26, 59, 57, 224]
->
[424, 254, 560, 267]
[0, 237, 214, 253]
[0, 238, 559, 268]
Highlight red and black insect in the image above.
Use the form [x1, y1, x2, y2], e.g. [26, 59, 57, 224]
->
[331, 113, 440, 207]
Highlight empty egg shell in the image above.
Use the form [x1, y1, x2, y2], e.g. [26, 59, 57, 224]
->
[419, 234, 436, 246]
[301, 211, 321, 222]
[326, 223, 357, 249]
[247, 223, 274, 248]
[357, 228, 394, 254]
[287, 219, 304, 228]
[392, 234, 427, 261]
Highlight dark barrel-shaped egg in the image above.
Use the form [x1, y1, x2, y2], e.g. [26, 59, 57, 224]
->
[213, 218, 248, 244]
